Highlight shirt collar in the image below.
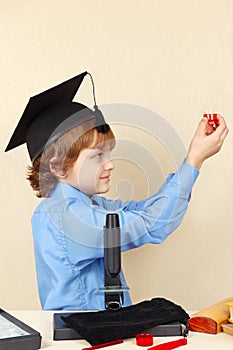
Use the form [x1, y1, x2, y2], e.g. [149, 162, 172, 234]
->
[50, 182, 92, 204]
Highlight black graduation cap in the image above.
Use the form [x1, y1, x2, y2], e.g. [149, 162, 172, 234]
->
[5, 71, 109, 162]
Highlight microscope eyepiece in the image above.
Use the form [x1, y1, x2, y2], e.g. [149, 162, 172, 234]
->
[106, 213, 119, 228]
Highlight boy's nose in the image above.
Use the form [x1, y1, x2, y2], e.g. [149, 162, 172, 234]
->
[104, 158, 114, 170]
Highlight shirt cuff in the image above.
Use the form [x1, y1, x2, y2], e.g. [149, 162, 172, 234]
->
[170, 160, 199, 193]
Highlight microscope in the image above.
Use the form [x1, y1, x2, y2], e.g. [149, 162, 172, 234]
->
[100, 213, 129, 310]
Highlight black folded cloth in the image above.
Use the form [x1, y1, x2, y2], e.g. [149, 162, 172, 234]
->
[62, 298, 189, 345]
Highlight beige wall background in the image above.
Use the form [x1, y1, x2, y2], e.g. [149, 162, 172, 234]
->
[1, 0, 233, 311]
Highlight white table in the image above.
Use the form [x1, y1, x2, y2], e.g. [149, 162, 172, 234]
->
[9, 310, 233, 350]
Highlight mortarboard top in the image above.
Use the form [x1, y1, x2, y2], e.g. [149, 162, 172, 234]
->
[5, 71, 109, 162]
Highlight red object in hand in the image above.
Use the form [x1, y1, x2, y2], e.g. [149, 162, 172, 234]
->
[136, 333, 154, 346]
[147, 337, 187, 350]
[203, 113, 219, 128]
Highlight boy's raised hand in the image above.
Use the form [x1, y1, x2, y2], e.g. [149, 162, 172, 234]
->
[186, 114, 229, 170]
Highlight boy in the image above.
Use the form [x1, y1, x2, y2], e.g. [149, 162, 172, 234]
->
[5, 72, 228, 310]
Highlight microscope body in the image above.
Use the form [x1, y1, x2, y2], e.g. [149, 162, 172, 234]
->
[103, 213, 129, 310]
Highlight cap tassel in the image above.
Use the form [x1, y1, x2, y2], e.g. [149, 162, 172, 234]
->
[87, 72, 110, 134]
[94, 104, 110, 133]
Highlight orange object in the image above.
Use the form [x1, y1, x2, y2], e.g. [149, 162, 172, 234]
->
[189, 297, 233, 334]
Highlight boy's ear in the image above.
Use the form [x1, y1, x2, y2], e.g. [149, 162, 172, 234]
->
[49, 157, 67, 178]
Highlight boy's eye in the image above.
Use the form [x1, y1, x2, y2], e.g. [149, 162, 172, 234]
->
[95, 153, 103, 159]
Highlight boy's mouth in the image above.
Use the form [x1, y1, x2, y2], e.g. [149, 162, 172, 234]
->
[100, 175, 110, 180]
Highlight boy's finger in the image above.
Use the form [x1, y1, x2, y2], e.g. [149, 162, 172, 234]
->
[220, 127, 229, 141]
[196, 117, 208, 135]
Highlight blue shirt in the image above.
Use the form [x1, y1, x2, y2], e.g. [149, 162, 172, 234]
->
[32, 161, 199, 310]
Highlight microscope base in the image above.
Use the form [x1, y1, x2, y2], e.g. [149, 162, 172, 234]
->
[53, 313, 184, 340]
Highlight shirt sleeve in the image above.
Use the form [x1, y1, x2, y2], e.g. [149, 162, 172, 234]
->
[44, 161, 198, 258]
[94, 161, 198, 212]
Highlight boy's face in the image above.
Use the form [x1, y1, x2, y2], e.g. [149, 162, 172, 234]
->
[63, 142, 114, 196]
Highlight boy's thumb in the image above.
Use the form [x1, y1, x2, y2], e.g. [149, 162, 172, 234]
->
[197, 117, 208, 134]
